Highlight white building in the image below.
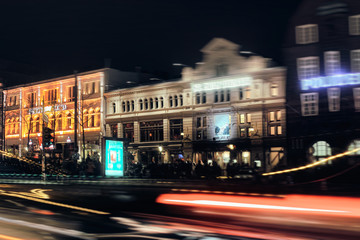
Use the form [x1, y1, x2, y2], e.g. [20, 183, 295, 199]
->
[104, 38, 286, 172]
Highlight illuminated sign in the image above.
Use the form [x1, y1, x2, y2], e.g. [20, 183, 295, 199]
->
[301, 73, 360, 90]
[191, 76, 252, 92]
[214, 114, 231, 140]
[105, 139, 124, 176]
[29, 104, 67, 115]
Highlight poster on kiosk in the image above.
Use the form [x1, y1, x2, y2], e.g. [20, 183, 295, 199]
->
[104, 138, 125, 177]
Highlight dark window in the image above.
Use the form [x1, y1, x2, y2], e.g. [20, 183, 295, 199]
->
[139, 99, 143, 110]
[110, 124, 118, 138]
[123, 123, 134, 142]
[169, 96, 173, 107]
[215, 91, 219, 103]
[170, 119, 183, 140]
[239, 88, 243, 100]
[140, 121, 164, 142]
[196, 93, 201, 104]
[150, 98, 153, 109]
[226, 89, 230, 101]
[122, 101, 126, 112]
[179, 95, 183, 106]
[202, 92, 206, 104]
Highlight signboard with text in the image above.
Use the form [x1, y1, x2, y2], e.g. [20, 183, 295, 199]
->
[104, 139, 124, 176]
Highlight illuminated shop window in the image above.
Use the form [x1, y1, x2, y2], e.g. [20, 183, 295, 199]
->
[324, 51, 340, 76]
[140, 121, 164, 142]
[312, 141, 331, 159]
[301, 93, 318, 116]
[170, 119, 183, 140]
[327, 88, 340, 112]
[351, 50, 360, 73]
[348, 139, 360, 155]
[349, 15, 360, 35]
[296, 24, 318, 44]
[353, 88, 360, 111]
[297, 57, 320, 80]
[241, 151, 251, 165]
[110, 124, 118, 138]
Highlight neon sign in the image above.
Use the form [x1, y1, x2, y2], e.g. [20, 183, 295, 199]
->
[301, 73, 360, 90]
[191, 76, 252, 92]
[29, 104, 67, 114]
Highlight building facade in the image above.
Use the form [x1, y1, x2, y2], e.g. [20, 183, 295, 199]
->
[283, 0, 360, 166]
[2, 68, 142, 163]
[105, 38, 286, 173]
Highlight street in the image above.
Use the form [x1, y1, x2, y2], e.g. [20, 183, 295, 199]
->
[0, 181, 359, 239]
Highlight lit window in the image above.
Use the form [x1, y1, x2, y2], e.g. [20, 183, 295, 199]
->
[353, 88, 360, 111]
[240, 114, 245, 124]
[301, 93, 319, 116]
[351, 50, 360, 73]
[324, 51, 340, 76]
[348, 139, 360, 155]
[277, 126, 282, 135]
[246, 113, 251, 123]
[270, 126, 276, 136]
[245, 87, 251, 99]
[297, 57, 320, 80]
[240, 128, 246, 137]
[276, 110, 281, 121]
[271, 83, 279, 96]
[269, 112, 275, 122]
[296, 24, 318, 44]
[349, 15, 360, 35]
[248, 127, 255, 137]
[312, 141, 331, 158]
[327, 88, 340, 112]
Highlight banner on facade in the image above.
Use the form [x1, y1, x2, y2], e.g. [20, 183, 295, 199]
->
[214, 114, 231, 140]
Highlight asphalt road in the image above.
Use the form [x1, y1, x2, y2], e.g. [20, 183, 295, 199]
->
[0, 182, 359, 239]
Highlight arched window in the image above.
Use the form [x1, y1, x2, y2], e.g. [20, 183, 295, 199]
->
[144, 98, 148, 110]
[348, 139, 360, 155]
[174, 95, 178, 107]
[83, 110, 88, 128]
[131, 100, 135, 111]
[122, 101, 126, 112]
[169, 96, 173, 107]
[196, 93, 200, 104]
[220, 90, 225, 102]
[150, 98, 153, 109]
[139, 99, 143, 110]
[57, 113, 62, 130]
[112, 102, 116, 113]
[94, 108, 100, 127]
[311, 141, 331, 160]
[179, 95, 183, 106]
[160, 97, 164, 108]
[127, 101, 130, 112]
[155, 98, 159, 109]
[89, 109, 95, 127]
[66, 113, 72, 130]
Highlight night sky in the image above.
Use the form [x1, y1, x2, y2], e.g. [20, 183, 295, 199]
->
[0, 0, 302, 86]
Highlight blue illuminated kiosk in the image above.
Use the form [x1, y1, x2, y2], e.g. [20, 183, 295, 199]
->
[101, 137, 129, 177]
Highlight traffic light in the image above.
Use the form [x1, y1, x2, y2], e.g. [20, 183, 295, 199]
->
[43, 127, 55, 147]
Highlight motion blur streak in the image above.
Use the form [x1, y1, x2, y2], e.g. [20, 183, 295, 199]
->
[0, 190, 109, 215]
[156, 194, 360, 217]
[0, 234, 24, 240]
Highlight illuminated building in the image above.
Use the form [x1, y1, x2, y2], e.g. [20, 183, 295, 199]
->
[2, 68, 143, 161]
[105, 38, 286, 172]
[283, 0, 360, 165]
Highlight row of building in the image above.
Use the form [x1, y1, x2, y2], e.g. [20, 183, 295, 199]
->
[1, 0, 360, 173]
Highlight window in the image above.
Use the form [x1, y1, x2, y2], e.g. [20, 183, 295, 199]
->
[94, 108, 100, 127]
[67, 86, 75, 102]
[296, 24, 318, 44]
[169, 96, 173, 107]
[139, 99, 143, 110]
[196, 93, 201, 104]
[348, 139, 360, 155]
[123, 123, 134, 142]
[44, 88, 58, 105]
[276, 110, 281, 121]
[160, 97, 164, 108]
[324, 51, 340, 75]
[66, 113, 72, 130]
[245, 87, 251, 99]
[57, 114, 62, 130]
[122, 101, 126, 112]
[195, 116, 207, 140]
[351, 50, 360, 73]
[150, 98, 153, 109]
[170, 119, 183, 140]
[312, 141, 331, 159]
[353, 88, 360, 111]
[301, 93, 319, 116]
[240, 114, 245, 124]
[180, 95, 183, 106]
[174, 95, 178, 107]
[214, 91, 219, 103]
[202, 92, 206, 104]
[215, 64, 228, 76]
[246, 113, 251, 123]
[140, 121, 163, 142]
[110, 124, 118, 138]
[144, 99, 148, 110]
[126, 101, 130, 112]
[131, 100, 135, 111]
[112, 102, 116, 113]
[328, 88, 340, 112]
[297, 57, 320, 80]
[248, 127, 255, 137]
[155, 98, 159, 109]
[269, 112, 275, 122]
[269, 125, 282, 136]
[240, 128, 246, 137]
[349, 15, 360, 35]
[215, 89, 230, 103]
[26, 92, 37, 107]
[271, 83, 279, 96]
[226, 89, 230, 101]
[239, 88, 243, 100]
[269, 111, 282, 136]
[83, 82, 95, 95]
[88, 109, 95, 128]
